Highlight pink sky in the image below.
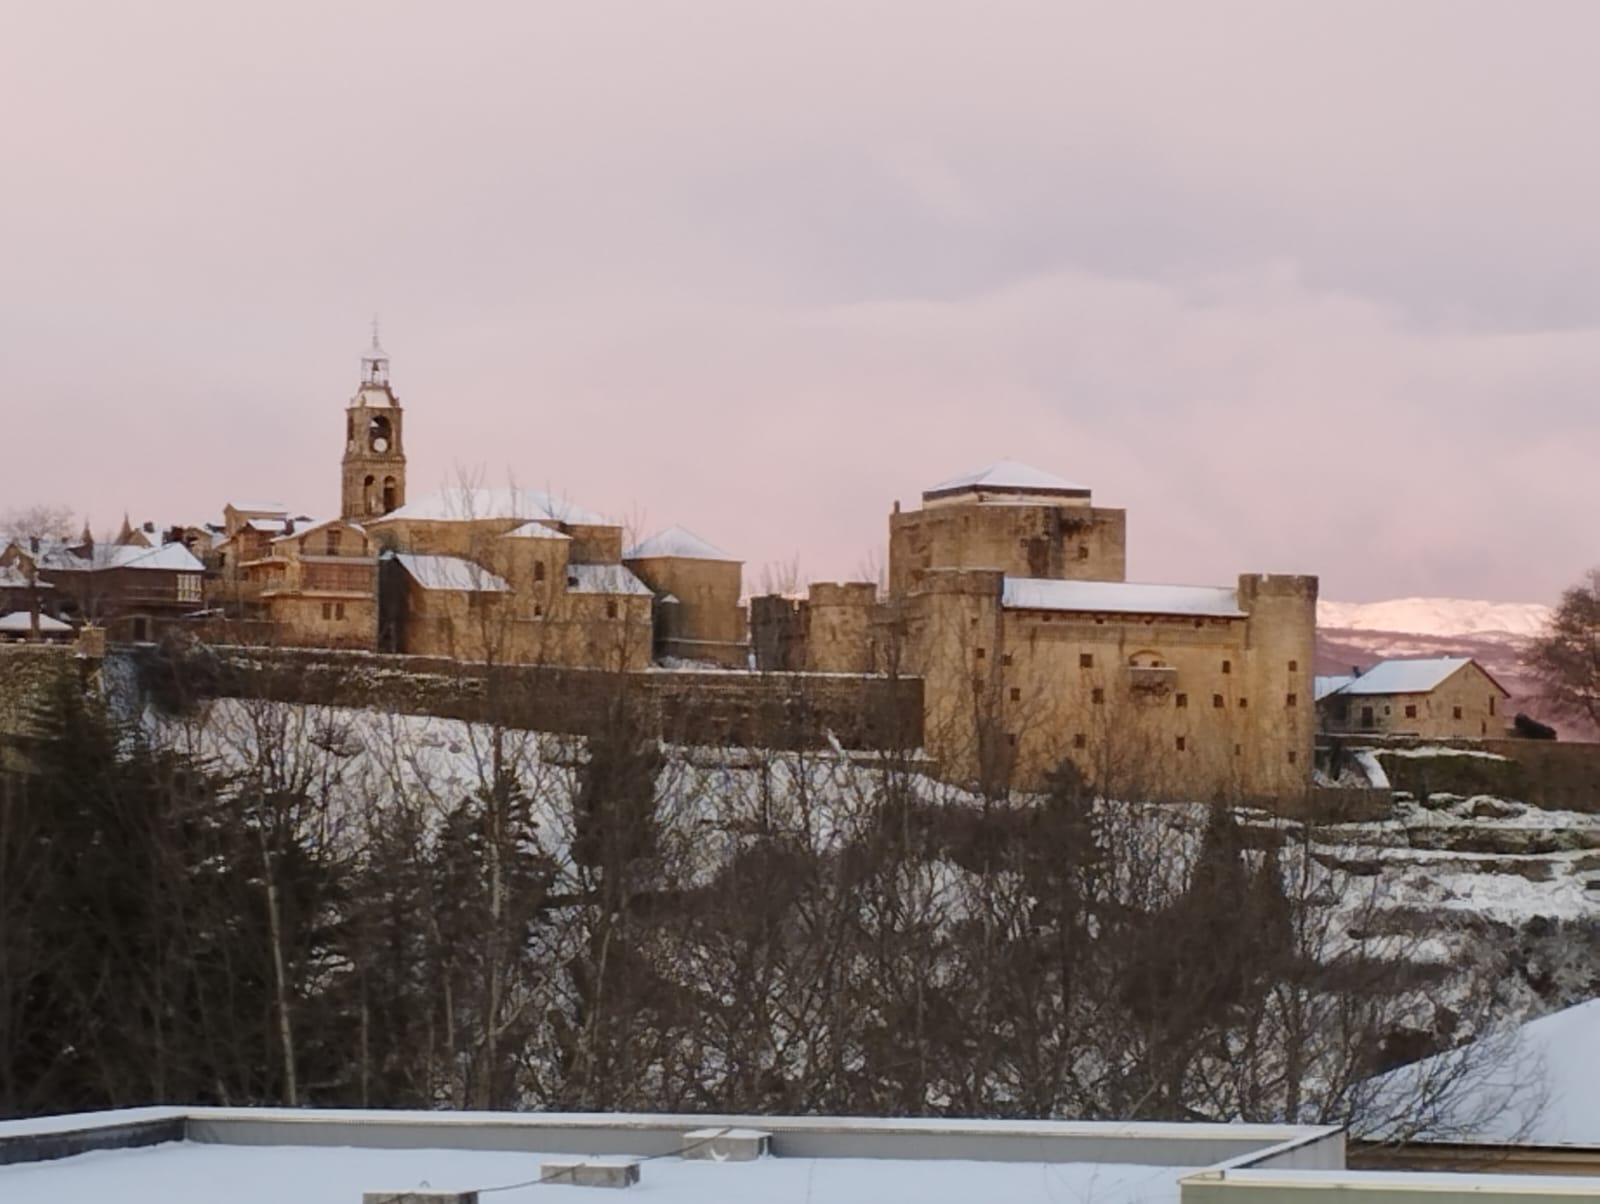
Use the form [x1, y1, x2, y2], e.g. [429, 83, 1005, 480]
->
[3, 1, 1598, 603]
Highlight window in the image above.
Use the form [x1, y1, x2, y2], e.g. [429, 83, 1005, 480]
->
[1073, 733, 1087, 750]
[1286, 693, 1298, 708]
[533, 562, 546, 583]
[335, 602, 346, 620]
[1175, 693, 1188, 708]
[1288, 750, 1298, 765]
[325, 529, 342, 556]
[176, 574, 201, 603]
[1453, 705, 1463, 720]
[605, 600, 618, 619]
[1489, 696, 1496, 716]
[1238, 697, 1248, 709]
[1176, 736, 1186, 752]
[321, 602, 333, 620]
[1221, 659, 1232, 675]
[1001, 652, 1012, 666]
[533, 604, 543, 618]
[1234, 743, 1242, 756]
[1079, 653, 1094, 669]
[1212, 694, 1224, 708]
[1009, 687, 1021, 702]
[132, 617, 149, 641]
[1007, 733, 1017, 747]
[1091, 687, 1105, 704]
[1288, 659, 1298, 672]
[1404, 704, 1417, 719]
[975, 647, 986, 660]
[1077, 545, 1090, 560]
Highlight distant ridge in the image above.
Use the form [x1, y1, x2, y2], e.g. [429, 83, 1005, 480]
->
[1317, 596, 1551, 639]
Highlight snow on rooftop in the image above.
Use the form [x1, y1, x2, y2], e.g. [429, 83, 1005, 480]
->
[0, 1141, 1199, 1204]
[502, 520, 572, 541]
[45, 543, 204, 573]
[624, 525, 737, 561]
[1002, 578, 1244, 618]
[1314, 674, 1356, 701]
[382, 487, 609, 528]
[225, 501, 288, 516]
[927, 459, 1090, 496]
[1364, 997, 1600, 1146]
[566, 563, 654, 596]
[0, 611, 72, 633]
[393, 553, 509, 593]
[0, 565, 52, 589]
[1332, 657, 1484, 697]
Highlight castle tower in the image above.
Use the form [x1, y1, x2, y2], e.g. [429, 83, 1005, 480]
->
[341, 327, 407, 522]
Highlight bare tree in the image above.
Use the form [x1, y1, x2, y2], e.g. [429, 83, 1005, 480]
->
[1, 505, 74, 640]
[1528, 568, 1600, 732]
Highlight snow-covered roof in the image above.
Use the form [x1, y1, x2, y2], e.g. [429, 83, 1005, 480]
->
[566, 563, 654, 596]
[1002, 577, 1245, 618]
[225, 501, 289, 516]
[0, 611, 72, 633]
[271, 518, 361, 544]
[1331, 657, 1502, 698]
[393, 553, 509, 593]
[350, 382, 396, 408]
[624, 525, 737, 562]
[502, 521, 572, 542]
[1364, 997, 1600, 1147]
[0, 565, 52, 589]
[380, 487, 609, 528]
[1313, 674, 1356, 701]
[45, 543, 204, 573]
[925, 459, 1091, 500]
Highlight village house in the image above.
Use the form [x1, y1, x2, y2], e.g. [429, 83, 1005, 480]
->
[1315, 656, 1510, 739]
[1, 534, 205, 644]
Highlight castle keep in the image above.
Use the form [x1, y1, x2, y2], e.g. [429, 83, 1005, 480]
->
[193, 341, 1316, 801]
[754, 462, 1317, 801]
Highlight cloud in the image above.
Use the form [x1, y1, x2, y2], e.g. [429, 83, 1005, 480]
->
[2, 0, 1597, 603]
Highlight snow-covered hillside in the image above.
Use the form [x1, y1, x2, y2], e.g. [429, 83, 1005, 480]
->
[1317, 597, 1552, 639]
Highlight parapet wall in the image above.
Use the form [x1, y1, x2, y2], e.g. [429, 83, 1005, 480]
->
[129, 644, 924, 752]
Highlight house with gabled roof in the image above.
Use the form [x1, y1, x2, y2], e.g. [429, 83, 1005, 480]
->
[1316, 656, 1510, 739]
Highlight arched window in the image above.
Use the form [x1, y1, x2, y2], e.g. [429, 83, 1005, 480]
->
[382, 476, 397, 513]
[364, 475, 377, 514]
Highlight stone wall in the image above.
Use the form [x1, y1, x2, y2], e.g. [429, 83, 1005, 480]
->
[0, 644, 93, 772]
[136, 644, 924, 753]
[1341, 734, 1600, 812]
[888, 499, 1128, 596]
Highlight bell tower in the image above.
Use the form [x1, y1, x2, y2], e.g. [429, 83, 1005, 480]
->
[341, 324, 407, 521]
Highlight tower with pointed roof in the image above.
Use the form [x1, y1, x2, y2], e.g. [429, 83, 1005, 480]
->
[341, 326, 407, 522]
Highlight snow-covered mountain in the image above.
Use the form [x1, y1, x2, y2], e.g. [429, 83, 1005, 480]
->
[1317, 596, 1552, 639]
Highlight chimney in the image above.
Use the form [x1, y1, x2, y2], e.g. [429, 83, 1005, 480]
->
[142, 520, 155, 534]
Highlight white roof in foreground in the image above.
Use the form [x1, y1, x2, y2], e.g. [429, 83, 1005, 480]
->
[0, 611, 72, 633]
[1364, 997, 1600, 1146]
[567, 563, 654, 596]
[624, 525, 737, 561]
[393, 553, 509, 593]
[45, 543, 205, 573]
[381, 487, 609, 528]
[1331, 657, 1479, 697]
[1003, 577, 1245, 618]
[928, 459, 1090, 495]
[0, 1108, 1343, 1204]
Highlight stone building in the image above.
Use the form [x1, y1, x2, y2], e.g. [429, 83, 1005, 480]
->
[754, 460, 1318, 802]
[1316, 657, 1509, 739]
[1, 538, 205, 643]
[202, 339, 748, 669]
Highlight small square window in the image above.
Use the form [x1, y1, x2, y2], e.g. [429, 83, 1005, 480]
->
[1288, 750, 1298, 765]
[534, 604, 543, 618]
[606, 600, 618, 619]
[1077, 545, 1090, 560]
[1079, 653, 1094, 669]
[1009, 687, 1021, 702]
[1007, 733, 1016, 747]
[1091, 687, 1105, 704]
[1213, 694, 1224, 708]
[975, 647, 986, 660]
[1176, 736, 1186, 752]
[1288, 659, 1298, 672]
[1222, 659, 1232, 675]
[1404, 704, 1417, 719]
[1238, 697, 1249, 709]
[1453, 705, 1463, 720]
[1234, 743, 1243, 756]
[1073, 733, 1087, 750]
[1001, 652, 1013, 667]
[1175, 693, 1188, 708]
[1286, 693, 1297, 707]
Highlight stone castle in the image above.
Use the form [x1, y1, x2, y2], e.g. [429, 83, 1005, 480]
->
[206, 339, 1316, 801]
